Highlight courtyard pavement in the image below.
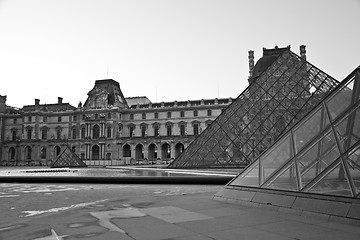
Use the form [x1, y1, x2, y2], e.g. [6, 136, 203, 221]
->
[0, 182, 360, 240]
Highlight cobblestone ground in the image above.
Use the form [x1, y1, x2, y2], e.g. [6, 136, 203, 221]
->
[1, 182, 360, 240]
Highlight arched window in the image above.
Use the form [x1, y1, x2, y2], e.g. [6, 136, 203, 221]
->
[92, 145, 100, 160]
[9, 147, 16, 160]
[55, 146, 61, 157]
[93, 124, 100, 139]
[40, 146, 46, 159]
[135, 144, 144, 160]
[25, 146, 32, 160]
[123, 144, 131, 158]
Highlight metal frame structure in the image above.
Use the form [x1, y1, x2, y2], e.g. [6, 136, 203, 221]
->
[169, 49, 339, 168]
[228, 67, 360, 198]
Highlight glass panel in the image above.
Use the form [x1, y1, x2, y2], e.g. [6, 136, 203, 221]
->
[298, 144, 320, 186]
[293, 108, 323, 153]
[307, 162, 353, 197]
[261, 134, 292, 183]
[229, 161, 260, 187]
[352, 108, 360, 139]
[346, 145, 360, 196]
[264, 162, 298, 191]
[326, 79, 354, 121]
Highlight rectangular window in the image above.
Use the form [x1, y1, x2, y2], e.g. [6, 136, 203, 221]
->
[80, 153, 85, 160]
[154, 112, 158, 119]
[72, 128, 76, 139]
[107, 126, 112, 138]
[28, 116, 32, 122]
[12, 130, 17, 141]
[130, 114, 134, 120]
[207, 109, 212, 116]
[106, 153, 111, 160]
[42, 129, 47, 140]
[154, 125, 159, 137]
[13, 118, 17, 124]
[81, 127, 86, 138]
[194, 124, 199, 136]
[129, 126, 134, 137]
[180, 124, 186, 136]
[193, 110, 198, 117]
[167, 111, 171, 118]
[142, 113, 146, 119]
[141, 126, 146, 137]
[57, 129, 61, 139]
[167, 125, 172, 136]
[27, 128, 32, 139]
[73, 115, 77, 121]
[180, 111, 185, 117]
[58, 116, 62, 122]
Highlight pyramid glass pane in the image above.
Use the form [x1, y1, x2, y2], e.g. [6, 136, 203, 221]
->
[228, 67, 360, 198]
[307, 161, 353, 197]
[228, 160, 260, 187]
[169, 49, 339, 168]
[263, 161, 298, 191]
[261, 134, 292, 183]
[346, 144, 360, 196]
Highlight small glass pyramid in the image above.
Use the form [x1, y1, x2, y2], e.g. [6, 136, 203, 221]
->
[51, 146, 87, 168]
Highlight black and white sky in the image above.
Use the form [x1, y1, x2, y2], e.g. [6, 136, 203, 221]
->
[0, 0, 359, 108]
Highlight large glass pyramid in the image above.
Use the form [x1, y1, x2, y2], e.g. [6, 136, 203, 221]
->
[169, 46, 339, 169]
[228, 67, 360, 198]
[51, 146, 87, 168]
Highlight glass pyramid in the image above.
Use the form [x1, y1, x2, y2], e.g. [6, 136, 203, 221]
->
[228, 66, 360, 198]
[169, 47, 339, 169]
[51, 146, 87, 168]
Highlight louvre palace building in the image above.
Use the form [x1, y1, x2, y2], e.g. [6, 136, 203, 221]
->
[1, 44, 335, 167]
[0, 78, 232, 166]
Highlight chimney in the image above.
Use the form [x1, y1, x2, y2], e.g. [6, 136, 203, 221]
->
[248, 50, 254, 78]
[35, 99, 40, 106]
[0, 95, 6, 113]
[300, 45, 306, 60]
[58, 97, 63, 104]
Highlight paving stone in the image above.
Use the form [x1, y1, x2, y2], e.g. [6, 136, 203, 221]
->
[347, 203, 360, 220]
[206, 226, 292, 240]
[112, 216, 194, 240]
[254, 219, 335, 239]
[141, 206, 213, 223]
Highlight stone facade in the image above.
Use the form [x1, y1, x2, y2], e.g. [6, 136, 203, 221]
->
[0, 80, 232, 166]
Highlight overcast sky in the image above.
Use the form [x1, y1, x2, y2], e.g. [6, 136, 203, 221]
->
[0, 0, 359, 108]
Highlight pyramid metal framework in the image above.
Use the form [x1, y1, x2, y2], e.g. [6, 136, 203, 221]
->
[51, 146, 87, 168]
[169, 48, 339, 169]
[228, 67, 360, 198]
